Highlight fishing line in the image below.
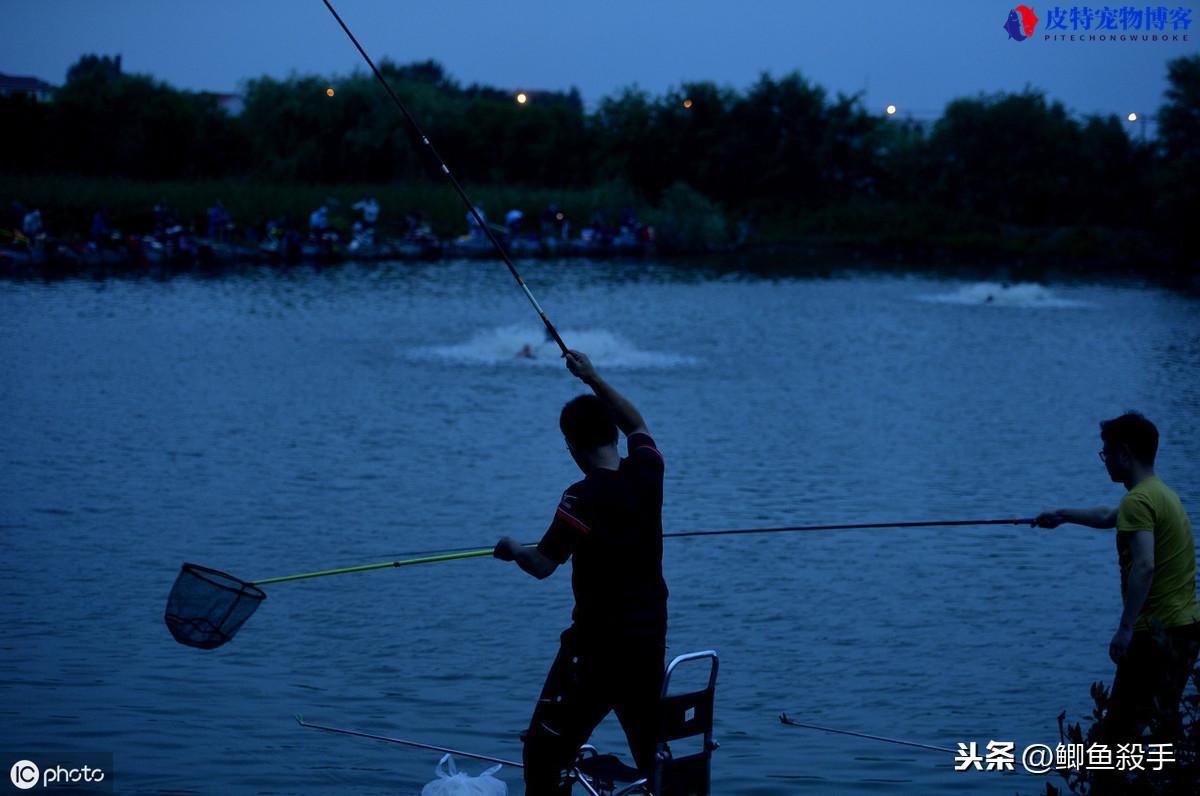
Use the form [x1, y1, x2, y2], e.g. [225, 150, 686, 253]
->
[319, 0, 567, 355]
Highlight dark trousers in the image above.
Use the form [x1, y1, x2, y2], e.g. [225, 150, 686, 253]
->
[1104, 621, 1200, 743]
[523, 625, 665, 795]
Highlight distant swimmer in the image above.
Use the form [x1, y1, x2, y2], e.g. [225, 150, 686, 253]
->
[517, 344, 536, 359]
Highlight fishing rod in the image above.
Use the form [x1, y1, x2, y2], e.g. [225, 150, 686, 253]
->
[380, 517, 1038, 560]
[318, 0, 567, 355]
[265, 517, 1039, 585]
[296, 715, 522, 767]
[663, 516, 1035, 540]
[779, 713, 956, 754]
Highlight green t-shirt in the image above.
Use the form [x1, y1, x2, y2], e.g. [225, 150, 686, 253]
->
[1116, 475, 1200, 631]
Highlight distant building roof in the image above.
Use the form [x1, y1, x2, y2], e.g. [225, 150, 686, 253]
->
[0, 73, 56, 93]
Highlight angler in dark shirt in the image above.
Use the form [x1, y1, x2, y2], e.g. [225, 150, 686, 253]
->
[494, 350, 668, 795]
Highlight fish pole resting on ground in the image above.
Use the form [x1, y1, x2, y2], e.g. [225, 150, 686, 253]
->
[164, 518, 1035, 650]
[779, 713, 956, 754]
[296, 715, 523, 768]
[318, 0, 567, 355]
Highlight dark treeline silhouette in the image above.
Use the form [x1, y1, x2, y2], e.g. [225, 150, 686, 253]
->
[2, 53, 1197, 271]
[6, 55, 247, 179]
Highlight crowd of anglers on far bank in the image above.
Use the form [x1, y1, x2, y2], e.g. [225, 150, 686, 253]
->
[0, 196, 658, 277]
[497, 351, 1198, 794]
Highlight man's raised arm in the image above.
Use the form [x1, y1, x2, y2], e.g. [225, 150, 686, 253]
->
[564, 350, 647, 437]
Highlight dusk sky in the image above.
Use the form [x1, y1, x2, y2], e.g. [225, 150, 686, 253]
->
[3, 1, 1197, 121]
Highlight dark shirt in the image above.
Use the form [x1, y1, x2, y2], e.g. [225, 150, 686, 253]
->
[538, 432, 668, 639]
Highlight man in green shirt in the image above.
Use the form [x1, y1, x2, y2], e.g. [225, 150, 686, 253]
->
[1035, 412, 1200, 741]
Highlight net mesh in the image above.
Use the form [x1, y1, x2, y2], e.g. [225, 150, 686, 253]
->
[165, 563, 266, 649]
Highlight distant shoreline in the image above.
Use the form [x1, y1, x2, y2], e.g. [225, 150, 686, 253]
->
[2, 175, 1194, 288]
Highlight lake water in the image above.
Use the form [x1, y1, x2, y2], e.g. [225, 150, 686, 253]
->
[2, 260, 1198, 794]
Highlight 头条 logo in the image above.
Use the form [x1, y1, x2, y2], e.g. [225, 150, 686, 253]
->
[1004, 5, 1041, 40]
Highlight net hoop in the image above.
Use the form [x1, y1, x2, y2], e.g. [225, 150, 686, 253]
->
[164, 563, 267, 650]
[178, 563, 267, 600]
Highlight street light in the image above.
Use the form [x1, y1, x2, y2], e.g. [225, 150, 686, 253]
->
[326, 87, 335, 97]
[516, 92, 528, 105]
[682, 98, 693, 109]
[886, 104, 897, 115]
[1126, 111, 1149, 143]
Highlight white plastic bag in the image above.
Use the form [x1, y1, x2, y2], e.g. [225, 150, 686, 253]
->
[420, 753, 507, 796]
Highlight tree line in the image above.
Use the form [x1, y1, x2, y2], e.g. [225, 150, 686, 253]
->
[2, 53, 1197, 263]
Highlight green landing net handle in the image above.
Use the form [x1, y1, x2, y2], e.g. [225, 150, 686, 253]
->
[164, 546, 530, 649]
[252, 548, 497, 586]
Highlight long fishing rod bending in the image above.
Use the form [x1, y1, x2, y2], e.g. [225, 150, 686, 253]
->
[378, 517, 1037, 561]
[254, 517, 1036, 584]
[319, 0, 567, 355]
